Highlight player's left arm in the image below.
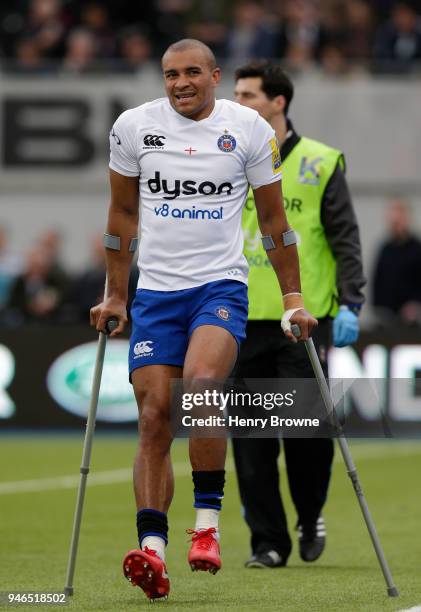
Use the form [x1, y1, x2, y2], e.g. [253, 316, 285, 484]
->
[321, 163, 366, 309]
[253, 180, 317, 341]
[321, 162, 366, 347]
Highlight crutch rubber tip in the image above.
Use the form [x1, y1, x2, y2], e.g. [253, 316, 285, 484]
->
[64, 587, 73, 597]
[387, 586, 399, 597]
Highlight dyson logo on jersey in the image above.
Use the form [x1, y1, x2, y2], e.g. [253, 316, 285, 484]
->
[154, 203, 223, 220]
[147, 171, 233, 200]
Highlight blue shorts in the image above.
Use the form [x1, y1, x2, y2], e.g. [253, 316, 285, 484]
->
[129, 279, 248, 375]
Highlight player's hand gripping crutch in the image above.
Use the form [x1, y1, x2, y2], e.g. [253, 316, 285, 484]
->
[291, 323, 399, 598]
[63, 314, 118, 596]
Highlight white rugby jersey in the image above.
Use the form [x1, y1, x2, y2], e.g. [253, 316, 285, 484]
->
[109, 97, 282, 291]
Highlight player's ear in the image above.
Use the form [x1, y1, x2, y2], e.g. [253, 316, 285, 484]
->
[212, 66, 221, 86]
[274, 95, 287, 114]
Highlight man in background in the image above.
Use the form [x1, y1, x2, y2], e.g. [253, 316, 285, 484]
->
[373, 197, 421, 324]
[233, 60, 365, 568]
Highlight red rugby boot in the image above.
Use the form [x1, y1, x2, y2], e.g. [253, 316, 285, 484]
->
[123, 547, 170, 601]
[187, 527, 221, 574]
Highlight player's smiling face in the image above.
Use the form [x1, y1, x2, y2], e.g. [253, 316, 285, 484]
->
[162, 49, 221, 121]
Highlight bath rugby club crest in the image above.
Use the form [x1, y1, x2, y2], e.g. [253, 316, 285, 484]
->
[215, 306, 231, 321]
[218, 130, 237, 153]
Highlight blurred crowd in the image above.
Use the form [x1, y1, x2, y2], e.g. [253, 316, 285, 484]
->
[0, 0, 420, 77]
[0, 228, 138, 326]
[2, 196, 421, 327]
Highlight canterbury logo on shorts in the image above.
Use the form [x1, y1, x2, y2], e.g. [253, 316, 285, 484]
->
[134, 340, 154, 357]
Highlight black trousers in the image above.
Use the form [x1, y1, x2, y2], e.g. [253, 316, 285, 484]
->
[232, 319, 334, 558]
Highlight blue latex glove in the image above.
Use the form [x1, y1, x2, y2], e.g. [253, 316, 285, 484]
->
[333, 306, 359, 347]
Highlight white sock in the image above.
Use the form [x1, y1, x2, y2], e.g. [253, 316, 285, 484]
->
[195, 508, 220, 539]
[141, 535, 166, 561]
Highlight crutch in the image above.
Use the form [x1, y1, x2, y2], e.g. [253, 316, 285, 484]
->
[291, 324, 399, 598]
[64, 315, 117, 596]
[63, 235, 138, 596]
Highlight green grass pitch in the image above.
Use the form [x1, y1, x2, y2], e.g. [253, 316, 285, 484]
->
[0, 435, 420, 611]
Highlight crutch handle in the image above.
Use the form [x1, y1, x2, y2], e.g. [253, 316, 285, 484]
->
[291, 323, 301, 338]
[104, 317, 119, 335]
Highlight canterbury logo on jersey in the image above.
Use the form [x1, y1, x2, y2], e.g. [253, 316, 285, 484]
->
[143, 134, 166, 148]
[154, 203, 223, 220]
[147, 171, 233, 200]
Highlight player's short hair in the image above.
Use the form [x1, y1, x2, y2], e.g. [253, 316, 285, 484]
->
[162, 39, 217, 70]
[235, 60, 294, 114]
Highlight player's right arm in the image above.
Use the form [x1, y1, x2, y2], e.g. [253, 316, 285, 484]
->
[90, 170, 139, 336]
[90, 111, 140, 336]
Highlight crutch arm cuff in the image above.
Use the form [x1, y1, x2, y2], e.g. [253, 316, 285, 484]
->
[104, 234, 138, 252]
